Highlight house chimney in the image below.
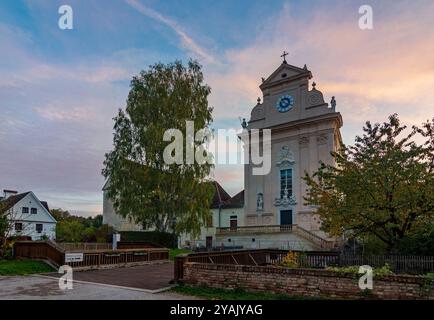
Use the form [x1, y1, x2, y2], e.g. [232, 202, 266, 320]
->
[3, 189, 18, 199]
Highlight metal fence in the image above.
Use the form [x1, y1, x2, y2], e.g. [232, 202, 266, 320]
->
[174, 249, 434, 280]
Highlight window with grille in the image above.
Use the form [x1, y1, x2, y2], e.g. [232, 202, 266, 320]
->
[280, 168, 293, 198]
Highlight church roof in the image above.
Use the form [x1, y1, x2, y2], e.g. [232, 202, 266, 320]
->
[211, 181, 244, 209]
[222, 190, 244, 209]
[259, 61, 312, 91]
[211, 181, 231, 209]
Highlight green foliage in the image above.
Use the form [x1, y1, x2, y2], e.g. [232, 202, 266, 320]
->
[326, 264, 394, 277]
[394, 226, 434, 255]
[56, 220, 85, 242]
[169, 248, 192, 260]
[120, 231, 177, 248]
[102, 60, 215, 237]
[50, 208, 71, 221]
[0, 259, 54, 275]
[54, 208, 112, 243]
[304, 114, 434, 252]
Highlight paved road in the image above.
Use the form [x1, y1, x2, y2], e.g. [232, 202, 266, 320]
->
[46, 262, 175, 291]
[0, 275, 195, 300]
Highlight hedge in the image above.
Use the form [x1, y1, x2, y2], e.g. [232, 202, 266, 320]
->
[119, 231, 177, 248]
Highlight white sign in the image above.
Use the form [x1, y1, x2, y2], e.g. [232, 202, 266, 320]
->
[65, 253, 84, 263]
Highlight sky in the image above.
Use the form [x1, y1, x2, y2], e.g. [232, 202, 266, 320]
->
[1, 0, 434, 217]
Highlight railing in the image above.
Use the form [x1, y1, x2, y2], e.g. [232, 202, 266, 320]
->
[56, 243, 111, 251]
[340, 254, 434, 275]
[174, 249, 339, 281]
[216, 224, 294, 235]
[14, 241, 169, 270]
[292, 225, 339, 250]
[66, 248, 169, 269]
[56, 241, 162, 252]
[215, 224, 339, 251]
[174, 250, 434, 280]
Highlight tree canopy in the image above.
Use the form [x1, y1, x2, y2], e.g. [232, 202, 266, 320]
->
[102, 60, 215, 237]
[304, 114, 434, 251]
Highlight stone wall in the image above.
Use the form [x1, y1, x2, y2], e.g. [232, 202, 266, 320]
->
[182, 262, 434, 300]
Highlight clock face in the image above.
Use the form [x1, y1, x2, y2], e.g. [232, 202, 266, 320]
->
[276, 95, 294, 112]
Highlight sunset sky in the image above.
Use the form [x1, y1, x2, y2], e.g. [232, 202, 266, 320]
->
[1, 0, 433, 216]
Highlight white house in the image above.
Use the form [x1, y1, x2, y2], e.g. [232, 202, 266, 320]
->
[0, 189, 57, 240]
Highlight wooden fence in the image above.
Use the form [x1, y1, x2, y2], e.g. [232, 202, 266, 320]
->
[14, 240, 65, 267]
[14, 241, 169, 269]
[174, 249, 434, 280]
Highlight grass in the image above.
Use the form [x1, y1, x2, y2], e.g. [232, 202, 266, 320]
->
[169, 248, 192, 260]
[172, 284, 320, 300]
[0, 259, 54, 276]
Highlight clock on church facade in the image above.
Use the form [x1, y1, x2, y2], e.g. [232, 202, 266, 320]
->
[275, 95, 294, 112]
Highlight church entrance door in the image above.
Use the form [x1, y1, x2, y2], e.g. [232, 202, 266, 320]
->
[280, 210, 292, 225]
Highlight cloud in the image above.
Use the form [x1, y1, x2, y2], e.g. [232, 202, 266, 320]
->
[2, 1, 434, 215]
[125, 0, 216, 63]
[205, 1, 434, 134]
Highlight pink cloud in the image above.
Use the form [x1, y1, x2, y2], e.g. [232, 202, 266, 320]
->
[206, 1, 434, 131]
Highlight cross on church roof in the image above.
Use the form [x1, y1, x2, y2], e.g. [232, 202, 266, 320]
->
[281, 50, 289, 63]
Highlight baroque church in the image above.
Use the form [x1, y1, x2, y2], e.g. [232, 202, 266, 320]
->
[103, 55, 343, 251]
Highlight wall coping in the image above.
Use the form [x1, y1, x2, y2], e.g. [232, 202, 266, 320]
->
[184, 262, 433, 285]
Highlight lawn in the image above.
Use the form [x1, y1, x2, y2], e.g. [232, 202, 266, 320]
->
[169, 248, 192, 260]
[172, 285, 319, 300]
[0, 259, 54, 276]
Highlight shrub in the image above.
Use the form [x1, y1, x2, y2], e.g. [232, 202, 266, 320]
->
[280, 251, 299, 268]
[120, 231, 177, 248]
[326, 263, 394, 277]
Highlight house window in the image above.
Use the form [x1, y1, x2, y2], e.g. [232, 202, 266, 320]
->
[15, 223, 23, 232]
[230, 216, 237, 230]
[22, 207, 29, 214]
[280, 169, 293, 198]
[31, 208, 37, 214]
[36, 224, 43, 233]
[206, 215, 213, 228]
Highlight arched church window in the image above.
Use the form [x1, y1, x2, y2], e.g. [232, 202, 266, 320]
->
[280, 168, 293, 198]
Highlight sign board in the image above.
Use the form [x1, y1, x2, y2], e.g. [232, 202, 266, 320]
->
[116, 233, 121, 242]
[65, 253, 84, 263]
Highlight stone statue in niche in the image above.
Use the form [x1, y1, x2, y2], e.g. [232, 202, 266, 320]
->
[257, 193, 264, 211]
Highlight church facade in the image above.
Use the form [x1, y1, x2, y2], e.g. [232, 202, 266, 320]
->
[103, 57, 343, 251]
[214, 57, 343, 250]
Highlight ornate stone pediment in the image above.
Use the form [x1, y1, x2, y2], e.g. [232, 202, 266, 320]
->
[276, 146, 295, 167]
[274, 187, 297, 208]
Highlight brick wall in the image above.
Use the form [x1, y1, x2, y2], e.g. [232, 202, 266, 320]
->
[182, 262, 434, 300]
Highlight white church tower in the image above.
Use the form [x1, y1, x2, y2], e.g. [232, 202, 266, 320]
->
[216, 53, 343, 250]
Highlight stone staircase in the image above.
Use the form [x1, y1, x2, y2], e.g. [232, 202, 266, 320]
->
[215, 224, 341, 251]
